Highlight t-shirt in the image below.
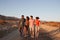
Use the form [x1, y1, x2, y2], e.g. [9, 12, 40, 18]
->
[35, 20, 40, 27]
[19, 18, 26, 27]
[29, 19, 34, 27]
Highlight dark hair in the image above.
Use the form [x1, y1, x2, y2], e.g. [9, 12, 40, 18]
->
[36, 17, 39, 19]
[26, 16, 29, 20]
[21, 15, 24, 17]
[30, 15, 33, 18]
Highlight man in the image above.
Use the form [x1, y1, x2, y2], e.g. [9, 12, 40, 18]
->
[18, 15, 26, 37]
[29, 15, 35, 38]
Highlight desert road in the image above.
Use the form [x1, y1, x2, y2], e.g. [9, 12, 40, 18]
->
[0, 24, 60, 40]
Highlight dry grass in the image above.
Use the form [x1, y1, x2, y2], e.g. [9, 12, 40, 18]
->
[0, 20, 18, 38]
[0, 20, 5, 24]
[41, 21, 60, 27]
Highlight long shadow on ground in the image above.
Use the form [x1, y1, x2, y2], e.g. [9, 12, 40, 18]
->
[19, 28, 54, 40]
[37, 28, 53, 40]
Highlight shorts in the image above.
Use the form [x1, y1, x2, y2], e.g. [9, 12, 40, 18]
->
[29, 26, 34, 32]
[35, 26, 40, 32]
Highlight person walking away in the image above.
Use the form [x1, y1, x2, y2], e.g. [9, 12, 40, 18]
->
[35, 17, 40, 38]
[18, 15, 26, 37]
[29, 15, 35, 38]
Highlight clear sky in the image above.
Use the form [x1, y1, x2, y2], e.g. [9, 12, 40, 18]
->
[0, 0, 60, 22]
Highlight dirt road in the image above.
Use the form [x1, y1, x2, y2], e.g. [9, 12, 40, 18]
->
[0, 24, 60, 40]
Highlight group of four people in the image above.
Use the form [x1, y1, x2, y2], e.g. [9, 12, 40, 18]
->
[18, 15, 40, 38]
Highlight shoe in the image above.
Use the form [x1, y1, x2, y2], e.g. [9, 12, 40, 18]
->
[31, 36, 34, 38]
[24, 35, 27, 37]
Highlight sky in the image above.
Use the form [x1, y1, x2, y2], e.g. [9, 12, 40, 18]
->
[0, 0, 60, 22]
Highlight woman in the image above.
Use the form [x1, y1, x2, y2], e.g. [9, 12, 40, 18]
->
[23, 16, 29, 37]
[35, 17, 40, 38]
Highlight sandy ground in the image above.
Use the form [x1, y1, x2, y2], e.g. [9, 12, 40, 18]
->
[0, 24, 60, 40]
[40, 24, 60, 40]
